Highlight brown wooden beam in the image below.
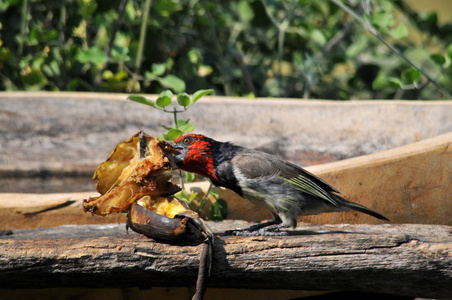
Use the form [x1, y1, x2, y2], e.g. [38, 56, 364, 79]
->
[1, 221, 451, 298]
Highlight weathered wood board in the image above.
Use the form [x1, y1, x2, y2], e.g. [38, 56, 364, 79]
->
[1, 94, 451, 298]
[0, 221, 451, 298]
[2, 92, 452, 195]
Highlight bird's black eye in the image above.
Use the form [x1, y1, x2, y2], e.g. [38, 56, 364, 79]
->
[183, 137, 190, 145]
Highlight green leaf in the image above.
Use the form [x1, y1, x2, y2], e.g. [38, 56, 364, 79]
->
[158, 75, 185, 93]
[111, 46, 130, 62]
[175, 190, 191, 206]
[372, 74, 402, 90]
[127, 95, 155, 107]
[162, 128, 182, 141]
[372, 73, 388, 90]
[209, 190, 219, 198]
[371, 11, 394, 30]
[430, 54, 446, 66]
[156, 90, 173, 108]
[180, 190, 190, 199]
[178, 122, 195, 134]
[310, 29, 326, 47]
[389, 24, 408, 39]
[192, 89, 214, 103]
[161, 90, 174, 99]
[424, 12, 438, 27]
[151, 63, 166, 76]
[446, 43, 452, 61]
[21, 68, 47, 87]
[176, 119, 189, 127]
[401, 68, 420, 84]
[76, 47, 108, 65]
[188, 191, 199, 202]
[237, 0, 254, 22]
[176, 119, 196, 133]
[387, 77, 403, 88]
[177, 92, 191, 107]
[185, 172, 195, 182]
[207, 198, 228, 221]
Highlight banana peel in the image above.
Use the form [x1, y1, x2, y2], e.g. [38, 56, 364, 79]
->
[82, 131, 213, 300]
[82, 130, 212, 239]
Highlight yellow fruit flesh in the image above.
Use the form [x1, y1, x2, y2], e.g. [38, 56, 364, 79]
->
[136, 196, 189, 218]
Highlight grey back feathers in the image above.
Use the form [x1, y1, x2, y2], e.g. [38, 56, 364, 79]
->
[215, 147, 388, 225]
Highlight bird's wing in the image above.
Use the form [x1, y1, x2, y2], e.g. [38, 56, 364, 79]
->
[233, 150, 342, 207]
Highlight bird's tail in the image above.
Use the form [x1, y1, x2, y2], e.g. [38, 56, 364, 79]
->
[333, 194, 389, 221]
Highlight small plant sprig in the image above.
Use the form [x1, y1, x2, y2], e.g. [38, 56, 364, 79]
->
[127, 89, 228, 220]
[128, 89, 213, 141]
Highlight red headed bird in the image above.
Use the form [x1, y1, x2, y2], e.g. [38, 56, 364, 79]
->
[170, 134, 388, 235]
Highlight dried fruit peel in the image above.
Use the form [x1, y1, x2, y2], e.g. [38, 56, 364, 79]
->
[83, 131, 182, 216]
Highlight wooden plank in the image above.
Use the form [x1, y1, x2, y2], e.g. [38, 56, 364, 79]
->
[191, 132, 452, 225]
[2, 92, 452, 182]
[305, 131, 452, 225]
[0, 221, 451, 298]
[1, 133, 451, 230]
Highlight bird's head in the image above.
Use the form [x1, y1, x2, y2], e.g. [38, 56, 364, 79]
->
[169, 134, 219, 180]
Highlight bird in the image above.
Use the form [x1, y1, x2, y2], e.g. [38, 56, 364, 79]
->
[170, 134, 389, 235]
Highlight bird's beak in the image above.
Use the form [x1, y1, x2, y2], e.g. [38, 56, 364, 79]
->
[167, 141, 183, 154]
[166, 141, 185, 168]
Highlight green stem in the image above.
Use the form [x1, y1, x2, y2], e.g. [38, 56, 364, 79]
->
[170, 106, 186, 190]
[59, 4, 66, 43]
[133, 0, 152, 88]
[19, 0, 29, 55]
[172, 107, 178, 129]
[329, 0, 451, 99]
[197, 181, 213, 214]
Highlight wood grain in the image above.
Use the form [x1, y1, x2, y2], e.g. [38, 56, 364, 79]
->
[0, 221, 451, 298]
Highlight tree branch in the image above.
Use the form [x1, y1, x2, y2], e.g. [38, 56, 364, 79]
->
[329, 0, 451, 98]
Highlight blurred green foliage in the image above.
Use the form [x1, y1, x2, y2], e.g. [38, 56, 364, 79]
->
[1, 0, 452, 99]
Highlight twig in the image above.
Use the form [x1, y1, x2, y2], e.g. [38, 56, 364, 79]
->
[234, 52, 256, 95]
[329, 0, 451, 98]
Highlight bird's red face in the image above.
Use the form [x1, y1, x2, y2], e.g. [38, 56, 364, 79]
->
[171, 134, 219, 181]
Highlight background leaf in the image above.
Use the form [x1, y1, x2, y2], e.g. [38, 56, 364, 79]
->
[389, 24, 408, 39]
[77, 47, 108, 65]
[127, 95, 155, 107]
[402, 68, 420, 84]
[192, 89, 214, 103]
[430, 54, 446, 66]
[151, 63, 166, 76]
[158, 75, 186, 93]
[1, 0, 451, 99]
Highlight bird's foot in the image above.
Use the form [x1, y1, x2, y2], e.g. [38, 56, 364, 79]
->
[224, 223, 289, 236]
